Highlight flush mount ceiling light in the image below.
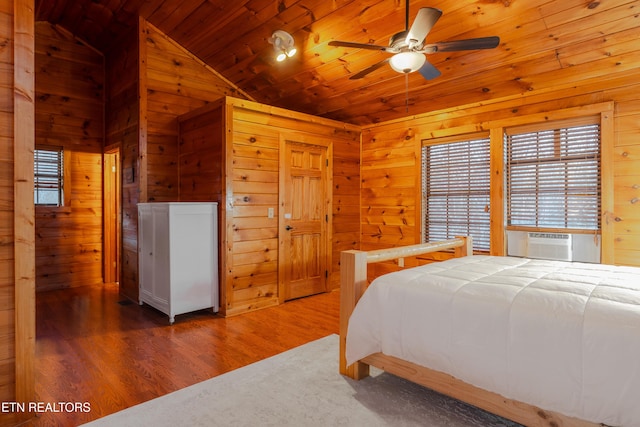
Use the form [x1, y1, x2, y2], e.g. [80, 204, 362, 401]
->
[269, 30, 297, 62]
[389, 51, 426, 74]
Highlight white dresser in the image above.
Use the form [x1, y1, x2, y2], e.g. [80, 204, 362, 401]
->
[138, 202, 219, 324]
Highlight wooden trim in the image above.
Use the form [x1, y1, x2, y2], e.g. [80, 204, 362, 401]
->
[421, 130, 490, 147]
[413, 129, 421, 245]
[138, 16, 148, 203]
[489, 127, 505, 255]
[487, 102, 614, 132]
[278, 135, 286, 304]
[339, 236, 600, 427]
[144, 22, 256, 102]
[63, 148, 72, 207]
[505, 226, 605, 235]
[503, 115, 601, 135]
[226, 97, 362, 133]
[600, 109, 615, 264]
[407, 102, 614, 143]
[220, 100, 235, 316]
[14, 0, 36, 417]
[103, 150, 121, 284]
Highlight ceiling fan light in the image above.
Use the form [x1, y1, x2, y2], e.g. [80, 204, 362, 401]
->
[286, 47, 297, 58]
[389, 52, 426, 74]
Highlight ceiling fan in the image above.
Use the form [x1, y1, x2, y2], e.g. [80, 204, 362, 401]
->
[328, 2, 500, 80]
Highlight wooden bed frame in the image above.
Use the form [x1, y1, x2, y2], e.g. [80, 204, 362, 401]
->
[339, 237, 602, 427]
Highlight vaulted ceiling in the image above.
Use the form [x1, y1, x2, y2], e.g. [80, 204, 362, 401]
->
[35, 0, 640, 125]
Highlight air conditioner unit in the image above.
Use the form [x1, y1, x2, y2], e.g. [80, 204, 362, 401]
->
[527, 232, 572, 261]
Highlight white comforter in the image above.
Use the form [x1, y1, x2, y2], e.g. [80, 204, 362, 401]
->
[346, 255, 640, 426]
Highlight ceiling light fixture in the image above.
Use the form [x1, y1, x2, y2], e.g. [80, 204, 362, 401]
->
[389, 52, 426, 74]
[269, 30, 297, 62]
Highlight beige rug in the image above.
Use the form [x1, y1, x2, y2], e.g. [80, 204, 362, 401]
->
[82, 334, 520, 426]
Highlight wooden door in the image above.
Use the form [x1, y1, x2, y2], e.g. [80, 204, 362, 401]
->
[280, 140, 331, 301]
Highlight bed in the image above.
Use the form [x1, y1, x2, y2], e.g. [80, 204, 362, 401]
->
[339, 237, 640, 427]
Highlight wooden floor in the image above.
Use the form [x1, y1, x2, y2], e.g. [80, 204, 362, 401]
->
[25, 283, 340, 426]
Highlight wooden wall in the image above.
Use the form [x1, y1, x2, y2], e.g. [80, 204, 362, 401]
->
[361, 69, 640, 271]
[0, 2, 17, 423]
[143, 20, 253, 203]
[106, 18, 359, 311]
[106, 19, 253, 302]
[178, 98, 361, 316]
[105, 24, 140, 302]
[178, 102, 224, 203]
[226, 101, 360, 315]
[1, 0, 35, 425]
[34, 22, 104, 292]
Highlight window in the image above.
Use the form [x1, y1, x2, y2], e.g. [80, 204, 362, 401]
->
[505, 119, 600, 230]
[422, 134, 491, 251]
[34, 147, 64, 206]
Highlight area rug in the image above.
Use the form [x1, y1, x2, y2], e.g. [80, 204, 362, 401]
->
[82, 334, 520, 426]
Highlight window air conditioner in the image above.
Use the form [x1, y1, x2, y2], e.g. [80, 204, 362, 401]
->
[526, 232, 572, 262]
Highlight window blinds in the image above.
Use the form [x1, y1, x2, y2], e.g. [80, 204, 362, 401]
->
[34, 147, 64, 206]
[505, 122, 600, 230]
[422, 137, 491, 251]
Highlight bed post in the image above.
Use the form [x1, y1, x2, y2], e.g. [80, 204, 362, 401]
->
[454, 236, 473, 257]
[339, 250, 370, 379]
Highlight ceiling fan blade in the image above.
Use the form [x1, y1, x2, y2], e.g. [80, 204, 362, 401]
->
[418, 60, 441, 80]
[427, 36, 500, 52]
[328, 40, 394, 52]
[406, 7, 442, 46]
[349, 58, 391, 80]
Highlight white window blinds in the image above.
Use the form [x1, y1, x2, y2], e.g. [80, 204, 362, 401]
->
[422, 136, 491, 251]
[505, 120, 600, 230]
[35, 147, 64, 206]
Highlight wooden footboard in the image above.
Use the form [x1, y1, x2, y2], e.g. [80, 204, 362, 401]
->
[339, 237, 601, 427]
[339, 236, 473, 379]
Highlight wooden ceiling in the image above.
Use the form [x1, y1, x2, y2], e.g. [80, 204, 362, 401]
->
[35, 0, 640, 125]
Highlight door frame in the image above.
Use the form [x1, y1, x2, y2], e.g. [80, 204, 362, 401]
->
[103, 147, 121, 284]
[278, 133, 333, 303]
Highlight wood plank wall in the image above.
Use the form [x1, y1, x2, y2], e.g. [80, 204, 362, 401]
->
[360, 69, 640, 276]
[105, 19, 359, 312]
[227, 101, 360, 314]
[0, 1, 17, 421]
[2, 0, 36, 424]
[143, 20, 252, 204]
[178, 102, 224, 204]
[105, 25, 140, 302]
[34, 22, 104, 292]
[179, 98, 361, 316]
[13, 0, 35, 419]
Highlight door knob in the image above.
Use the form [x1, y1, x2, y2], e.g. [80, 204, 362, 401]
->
[285, 225, 293, 231]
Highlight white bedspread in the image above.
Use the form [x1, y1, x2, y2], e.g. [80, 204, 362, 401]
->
[346, 255, 640, 426]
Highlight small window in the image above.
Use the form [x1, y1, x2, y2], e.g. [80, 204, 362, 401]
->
[34, 147, 64, 206]
[422, 134, 491, 251]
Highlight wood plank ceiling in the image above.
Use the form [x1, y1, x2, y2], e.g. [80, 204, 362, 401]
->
[35, 0, 640, 125]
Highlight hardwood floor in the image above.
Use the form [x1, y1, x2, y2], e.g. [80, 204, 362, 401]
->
[26, 283, 339, 426]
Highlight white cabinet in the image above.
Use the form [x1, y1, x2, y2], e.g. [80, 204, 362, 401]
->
[138, 202, 219, 324]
